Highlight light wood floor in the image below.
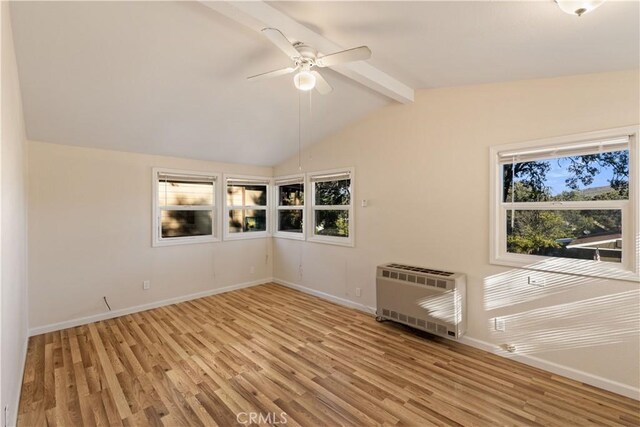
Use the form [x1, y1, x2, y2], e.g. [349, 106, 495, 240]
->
[18, 283, 639, 426]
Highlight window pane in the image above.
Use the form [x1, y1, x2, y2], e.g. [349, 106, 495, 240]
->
[227, 185, 267, 206]
[158, 180, 213, 206]
[503, 150, 629, 202]
[228, 209, 267, 233]
[161, 210, 212, 238]
[279, 183, 304, 206]
[278, 210, 303, 233]
[315, 210, 349, 237]
[315, 179, 351, 205]
[507, 209, 622, 263]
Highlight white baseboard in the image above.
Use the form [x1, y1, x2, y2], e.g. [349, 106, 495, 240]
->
[458, 336, 639, 401]
[28, 278, 271, 336]
[273, 278, 376, 315]
[273, 277, 639, 401]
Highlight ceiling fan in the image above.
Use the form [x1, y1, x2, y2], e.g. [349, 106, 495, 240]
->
[247, 28, 372, 94]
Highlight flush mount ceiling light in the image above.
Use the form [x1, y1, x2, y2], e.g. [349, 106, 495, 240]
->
[555, 0, 606, 16]
[247, 28, 372, 94]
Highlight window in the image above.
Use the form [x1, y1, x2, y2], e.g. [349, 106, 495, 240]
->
[152, 168, 219, 246]
[225, 176, 270, 239]
[274, 175, 305, 240]
[490, 127, 639, 281]
[308, 169, 354, 246]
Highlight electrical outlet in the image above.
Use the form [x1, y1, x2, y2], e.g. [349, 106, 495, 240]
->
[250, 266, 255, 274]
[495, 317, 506, 332]
[143, 280, 150, 290]
[355, 287, 362, 297]
[528, 276, 546, 287]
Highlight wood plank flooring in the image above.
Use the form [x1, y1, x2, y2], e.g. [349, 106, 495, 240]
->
[18, 283, 640, 426]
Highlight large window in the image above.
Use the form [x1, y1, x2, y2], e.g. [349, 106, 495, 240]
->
[152, 168, 219, 246]
[274, 175, 305, 240]
[490, 127, 639, 281]
[308, 169, 354, 246]
[225, 176, 270, 239]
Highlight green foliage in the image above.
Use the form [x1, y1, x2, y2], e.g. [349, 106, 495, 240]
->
[504, 151, 627, 260]
[315, 210, 349, 237]
[503, 160, 551, 202]
[565, 151, 629, 197]
[314, 179, 350, 237]
[315, 180, 350, 205]
[279, 210, 303, 232]
[279, 184, 304, 206]
[507, 210, 565, 254]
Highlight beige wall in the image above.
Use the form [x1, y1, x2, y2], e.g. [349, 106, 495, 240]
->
[1, 1, 29, 424]
[274, 70, 640, 391]
[28, 141, 273, 329]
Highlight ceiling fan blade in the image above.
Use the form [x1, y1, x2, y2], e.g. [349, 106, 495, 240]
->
[247, 66, 297, 81]
[311, 71, 332, 95]
[262, 28, 300, 59]
[316, 46, 371, 68]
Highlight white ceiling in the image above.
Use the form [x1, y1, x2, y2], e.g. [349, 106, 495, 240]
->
[270, 1, 640, 89]
[10, 1, 639, 166]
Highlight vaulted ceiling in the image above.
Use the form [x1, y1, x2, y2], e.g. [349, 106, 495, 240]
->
[10, 1, 639, 166]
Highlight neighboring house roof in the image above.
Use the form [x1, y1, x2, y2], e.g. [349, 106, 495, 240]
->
[566, 233, 622, 249]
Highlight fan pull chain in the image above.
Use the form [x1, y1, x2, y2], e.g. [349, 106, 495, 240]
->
[511, 156, 515, 228]
[298, 89, 302, 171]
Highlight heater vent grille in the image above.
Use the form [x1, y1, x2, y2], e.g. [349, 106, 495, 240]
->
[377, 263, 466, 340]
[381, 267, 455, 290]
[380, 308, 458, 338]
[385, 263, 454, 276]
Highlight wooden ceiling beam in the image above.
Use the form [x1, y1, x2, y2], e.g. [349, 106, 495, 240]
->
[199, 1, 415, 103]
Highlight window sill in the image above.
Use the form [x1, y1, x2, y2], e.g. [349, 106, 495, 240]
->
[273, 232, 305, 241]
[153, 236, 219, 247]
[491, 253, 639, 282]
[224, 232, 270, 241]
[308, 235, 354, 247]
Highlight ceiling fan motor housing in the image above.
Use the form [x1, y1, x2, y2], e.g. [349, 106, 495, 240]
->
[247, 28, 372, 95]
[293, 42, 318, 61]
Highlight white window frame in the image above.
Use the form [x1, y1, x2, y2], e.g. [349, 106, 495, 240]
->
[152, 167, 221, 247]
[489, 126, 639, 282]
[224, 174, 271, 241]
[273, 174, 306, 240]
[307, 168, 355, 247]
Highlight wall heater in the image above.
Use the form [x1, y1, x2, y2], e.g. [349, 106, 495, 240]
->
[376, 263, 467, 339]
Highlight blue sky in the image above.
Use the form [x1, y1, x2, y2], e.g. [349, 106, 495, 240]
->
[509, 156, 619, 196]
[545, 157, 614, 195]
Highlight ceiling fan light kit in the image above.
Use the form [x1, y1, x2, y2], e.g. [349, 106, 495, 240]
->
[294, 70, 316, 91]
[555, 0, 606, 16]
[247, 27, 372, 95]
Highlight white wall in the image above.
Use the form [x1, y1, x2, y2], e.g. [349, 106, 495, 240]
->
[1, 2, 29, 425]
[28, 141, 273, 331]
[274, 70, 640, 394]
